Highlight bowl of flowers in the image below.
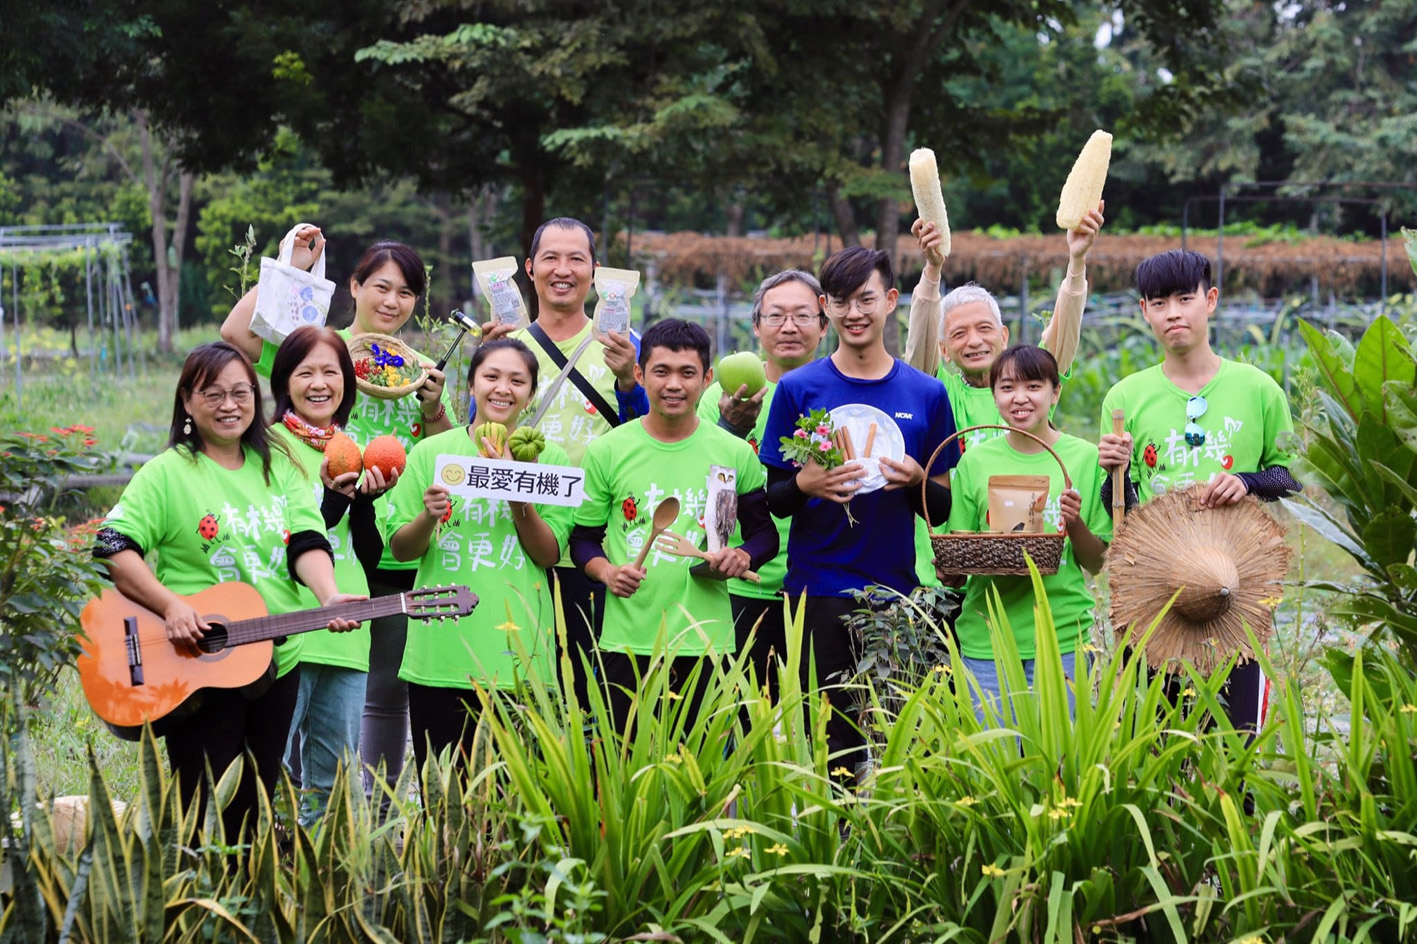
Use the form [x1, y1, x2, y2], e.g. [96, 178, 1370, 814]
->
[348, 333, 429, 399]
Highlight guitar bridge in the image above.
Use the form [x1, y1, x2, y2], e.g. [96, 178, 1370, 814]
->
[124, 616, 144, 686]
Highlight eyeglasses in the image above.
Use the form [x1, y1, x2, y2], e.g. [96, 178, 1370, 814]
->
[759, 312, 823, 327]
[196, 384, 256, 408]
[1184, 395, 1208, 447]
[825, 294, 880, 316]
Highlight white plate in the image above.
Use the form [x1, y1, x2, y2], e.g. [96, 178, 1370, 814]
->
[829, 403, 906, 494]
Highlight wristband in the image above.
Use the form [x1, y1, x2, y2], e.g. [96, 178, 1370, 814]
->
[422, 402, 446, 423]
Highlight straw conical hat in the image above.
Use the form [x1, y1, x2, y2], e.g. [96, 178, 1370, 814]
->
[1108, 488, 1290, 673]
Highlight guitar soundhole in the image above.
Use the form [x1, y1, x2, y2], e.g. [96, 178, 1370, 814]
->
[197, 623, 230, 654]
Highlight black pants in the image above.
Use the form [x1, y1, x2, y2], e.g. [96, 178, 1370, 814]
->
[553, 565, 606, 710]
[1154, 657, 1268, 737]
[601, 651, 720, 738]
[164, 667, 300, 842]
[732, 594, 787, 704]
[799, 595, 868, 776]
[407, 682, 481, 777]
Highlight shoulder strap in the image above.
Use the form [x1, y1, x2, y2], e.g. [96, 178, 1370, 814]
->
[526, 321, 620, 427]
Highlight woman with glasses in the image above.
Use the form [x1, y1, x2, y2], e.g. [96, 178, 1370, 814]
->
[1099, 249, 1299, 738]
[94, 341, 362, 841]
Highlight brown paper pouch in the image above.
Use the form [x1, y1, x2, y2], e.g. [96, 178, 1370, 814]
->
[987, 475, 1050, 533]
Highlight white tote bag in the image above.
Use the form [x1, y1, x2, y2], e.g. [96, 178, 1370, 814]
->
[249, 224, 336, 344]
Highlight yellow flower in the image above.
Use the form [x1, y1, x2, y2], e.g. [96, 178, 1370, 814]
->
[496, 619, 520, 633]
[727, 846, 751, 859]
[1181, 687, 1197, 697]
[724, 826, 756, 839]
[1237, 937, 1265, 944]
[1258, 596, 1284, 608]
[666, 690, 683, 701]
[1049, 808, 1070, 821]
[981, 863, 1005, 878]
[1059, 796, 1082, 809]
[956, 795, 978, 807]
[831, 766, 854, 779]
[934, 663, 951, 674]
[767, 843, 789, 856]
[1401, 704, 1417, 714]
[664, 753, 683, 765]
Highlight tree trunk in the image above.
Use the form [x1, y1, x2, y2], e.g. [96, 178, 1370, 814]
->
[874, 67, 915, 357]
[135, 110, 176, 355]
[827, 183, 861, 248]
[520, 171, 547, 319]
[169, 170, 194, 339]
[433, 190, 454, 319]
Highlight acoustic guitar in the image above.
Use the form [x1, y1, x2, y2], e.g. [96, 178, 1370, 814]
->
[77, 582, 477, 740]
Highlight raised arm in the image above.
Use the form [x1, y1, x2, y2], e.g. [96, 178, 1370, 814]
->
[903, 219, 947, 375]
[1039, 201, 1104, 376]
[219, 224, 326, 362]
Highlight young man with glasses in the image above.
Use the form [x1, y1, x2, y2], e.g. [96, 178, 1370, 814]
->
[1098, 249, 1298, 735]
[697, 270, 829, 700]
[760, 248, 957, 782]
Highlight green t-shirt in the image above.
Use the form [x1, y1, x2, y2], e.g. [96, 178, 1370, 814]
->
[380, 426, 575, 691]
[513, 320, 629, 568]
[102, 446, 328, 677]
[945, 433, 1111, 659]
[1100, 360, 1295, 504]
[697, 375, 787, 600]
[269, 424, 371, 672]
[575, 419, 768, 657]
[257, 332, 459, 573]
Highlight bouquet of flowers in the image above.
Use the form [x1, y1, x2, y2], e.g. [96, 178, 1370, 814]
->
[778, 408, 857, 523]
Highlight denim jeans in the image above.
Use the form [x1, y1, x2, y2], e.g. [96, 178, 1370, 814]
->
[961, 650, 1082, 722]
[286, 663, 366, 827]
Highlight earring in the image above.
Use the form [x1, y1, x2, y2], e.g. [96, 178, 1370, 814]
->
[183, 414, 192, 436]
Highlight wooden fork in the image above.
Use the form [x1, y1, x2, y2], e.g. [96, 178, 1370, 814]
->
[653, 530, 761, 582]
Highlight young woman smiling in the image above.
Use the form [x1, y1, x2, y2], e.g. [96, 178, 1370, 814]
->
[383, 339, 574, 776]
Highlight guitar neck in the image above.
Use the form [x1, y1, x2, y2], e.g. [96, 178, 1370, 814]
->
[222, 595, 408, 648]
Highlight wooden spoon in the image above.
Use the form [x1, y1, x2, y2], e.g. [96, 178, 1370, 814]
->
[632, 495, 680, 570]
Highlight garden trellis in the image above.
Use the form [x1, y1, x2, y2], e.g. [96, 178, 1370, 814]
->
[0, 223, 138, 405]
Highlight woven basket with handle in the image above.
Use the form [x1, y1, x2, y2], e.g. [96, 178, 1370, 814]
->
[922, 424, 1071, 576]
[347, 333, 429, 400]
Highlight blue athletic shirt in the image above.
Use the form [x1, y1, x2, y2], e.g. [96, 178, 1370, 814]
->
[760, 356, 958, 597]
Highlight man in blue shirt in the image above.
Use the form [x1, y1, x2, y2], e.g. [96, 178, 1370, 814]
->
[760, 246, 958, 781]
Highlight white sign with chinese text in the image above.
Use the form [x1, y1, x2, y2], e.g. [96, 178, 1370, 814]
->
[434, 454, 586, 507]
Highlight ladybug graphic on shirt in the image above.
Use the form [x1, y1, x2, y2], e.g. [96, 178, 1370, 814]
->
[1143, 443, 1158, 469]
[197, 514, 219, 541]
[622, 496, 638, 521]
[586, 400, 599, 417]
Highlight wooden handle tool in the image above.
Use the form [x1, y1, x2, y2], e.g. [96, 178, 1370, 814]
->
[1111, 409, 1126, 533]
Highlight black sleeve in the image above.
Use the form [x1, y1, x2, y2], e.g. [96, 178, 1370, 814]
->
[346, 494, 385, 584]
[1099, 468, 1140, 513]
[570, 523, 610, 572]
[906, 478, 952, 527]
[717, 414, 754, 439]
[733, 489, 779, 569]
[286, 530, 334, 584]
[93, 527, 143, 559]
[1235, 466, 1302, 502]
[321, 486, 353, 531]
[766, 465, 808, 518]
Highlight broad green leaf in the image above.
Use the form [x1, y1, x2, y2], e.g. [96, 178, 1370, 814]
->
[1388, 563, 1417, 595]
[1371, 461, 1417, 511]
[1384, 381, 1417, 457]
[1281, 497, 1373, 569]
[1361, 508, 1416, 569]
[1404, 226, 1417, 281]
[1299, 318, 1360, 419]
[1354, 315, 1417, 422]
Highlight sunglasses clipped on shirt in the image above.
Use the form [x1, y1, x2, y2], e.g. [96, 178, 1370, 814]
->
[1184, 395, 1208, 447]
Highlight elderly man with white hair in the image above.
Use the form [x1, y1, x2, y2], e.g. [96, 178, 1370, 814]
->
[903, 203, 1105, 451]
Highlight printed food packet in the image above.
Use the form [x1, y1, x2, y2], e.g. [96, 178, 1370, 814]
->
[593, 267, 640, 336]
[473, 257, 529, 328]
[987, 475, 1050, 533]
[704, 465, 738, 553]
